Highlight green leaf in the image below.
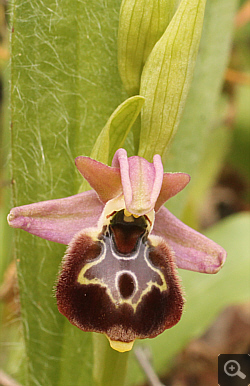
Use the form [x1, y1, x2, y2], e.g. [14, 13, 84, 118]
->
[91, 96, 145, 165]
[118, 0, 178, 96]
[10, 0, 124, 385]
[127, 212, 250, 385]
[138, 0, 207, 161]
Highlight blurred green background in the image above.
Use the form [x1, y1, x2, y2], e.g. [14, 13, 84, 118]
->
[0, 0, 249, 385]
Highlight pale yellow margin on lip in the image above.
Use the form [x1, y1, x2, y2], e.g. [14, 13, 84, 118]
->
[107, 336, 135, 352]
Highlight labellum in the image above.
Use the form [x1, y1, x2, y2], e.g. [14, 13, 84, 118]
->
[56, 206, 183, 352]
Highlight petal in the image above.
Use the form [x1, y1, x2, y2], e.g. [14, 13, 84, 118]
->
[112, 148, 163, 215]
[75, 156, 122, 203]
[7, 191, 104, 245]
[155, 173, 191, 212]
[153, 206, 226, 273]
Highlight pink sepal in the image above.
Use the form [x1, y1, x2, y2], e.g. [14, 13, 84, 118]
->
[8, 191, 104, 245]
[153, 206, 226, 273]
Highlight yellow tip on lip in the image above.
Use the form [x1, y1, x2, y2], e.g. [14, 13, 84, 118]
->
[107, 337, 135, 352]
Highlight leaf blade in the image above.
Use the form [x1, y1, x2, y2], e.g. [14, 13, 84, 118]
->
[10, 0, 123, 384]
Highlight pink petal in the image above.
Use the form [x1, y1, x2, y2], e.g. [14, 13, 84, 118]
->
[153, 206, 226, 273]
[155, 173, 191, 212]
[75, 156, 122, 203]
[112, 148, 163, 215]
[7, 191, 104, 245]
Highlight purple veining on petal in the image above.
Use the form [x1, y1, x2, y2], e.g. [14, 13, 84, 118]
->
[155, 173, 191, 212]
[153, 206, 226, 274]
[75, 156, 122, 203]
[112, 148, 163, 215]
[8, 191, 104, 245]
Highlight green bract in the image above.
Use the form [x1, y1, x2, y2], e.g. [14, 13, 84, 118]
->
[79, 96, 144, 193]
[138, 0, 207, 161]
[91, 96, 145, 165]
[118, 0, 178, 96]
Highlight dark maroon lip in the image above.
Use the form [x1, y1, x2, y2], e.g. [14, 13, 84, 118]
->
[56, 211, 184, 344]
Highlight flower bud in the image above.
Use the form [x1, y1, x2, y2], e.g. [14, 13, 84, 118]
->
[118, 0, 178, 96]
[139, 0, 207, 161]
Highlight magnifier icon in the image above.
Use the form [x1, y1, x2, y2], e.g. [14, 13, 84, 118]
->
[224, 360, 246, 379]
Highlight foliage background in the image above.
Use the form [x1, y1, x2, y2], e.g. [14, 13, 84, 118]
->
[0, 0, 249, 385]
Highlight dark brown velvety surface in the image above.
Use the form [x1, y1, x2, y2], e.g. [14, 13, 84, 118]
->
[56, 221, 184, 343]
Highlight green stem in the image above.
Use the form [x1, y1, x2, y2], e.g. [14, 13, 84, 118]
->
[93, 333, 130, 386]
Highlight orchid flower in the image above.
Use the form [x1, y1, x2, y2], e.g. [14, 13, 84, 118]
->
[7, 148, 226, 352]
